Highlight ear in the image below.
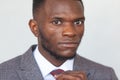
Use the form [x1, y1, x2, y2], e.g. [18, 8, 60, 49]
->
[29, 19, 39, 37]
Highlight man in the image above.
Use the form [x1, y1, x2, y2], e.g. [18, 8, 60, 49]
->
[0, 0, 118, 80]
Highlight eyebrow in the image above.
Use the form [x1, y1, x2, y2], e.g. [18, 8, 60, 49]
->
[74, 17, 85, 21]
[51, 16, 85, 21]
[52, 17, 63, 20]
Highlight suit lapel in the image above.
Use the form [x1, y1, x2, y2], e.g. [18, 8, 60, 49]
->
[16, 45, 44, 80]
[16, 45, 95, 80]
[73, 55, 95, 80]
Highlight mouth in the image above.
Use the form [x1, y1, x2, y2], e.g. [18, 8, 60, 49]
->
[58, 42, 79, 48]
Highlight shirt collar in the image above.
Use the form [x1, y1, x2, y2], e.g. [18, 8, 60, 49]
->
[33, 46, 74, 78]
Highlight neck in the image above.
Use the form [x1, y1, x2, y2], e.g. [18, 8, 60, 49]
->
[38, 45, 67, 67]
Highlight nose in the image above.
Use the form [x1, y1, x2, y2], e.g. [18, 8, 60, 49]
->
[62, 24, 77, 37]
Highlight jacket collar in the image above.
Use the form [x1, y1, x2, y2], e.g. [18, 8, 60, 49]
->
[17, 45, 44, 80]
[16, 45, 95, 80]
[73, 55, 95, 79]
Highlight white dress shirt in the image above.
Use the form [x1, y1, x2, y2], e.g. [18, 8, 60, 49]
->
[33, 46, 74, 80]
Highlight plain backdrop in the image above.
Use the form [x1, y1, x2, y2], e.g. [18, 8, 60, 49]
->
[0, 0, 120, 79]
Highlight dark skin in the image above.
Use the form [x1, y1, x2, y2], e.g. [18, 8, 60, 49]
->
[29, 0, 86, 79]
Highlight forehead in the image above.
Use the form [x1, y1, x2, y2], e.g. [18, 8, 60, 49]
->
[45, 0, 82, 15]
[36, 0, 84, 20]
[44, 0, 83, 13]
[44, 0, 82, 7]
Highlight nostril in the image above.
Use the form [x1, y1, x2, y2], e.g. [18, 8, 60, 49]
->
[62, 27, 76, 37]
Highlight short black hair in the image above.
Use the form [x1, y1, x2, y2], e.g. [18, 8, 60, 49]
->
[33, 0, 84, 18]
[33, 0, 44, 15]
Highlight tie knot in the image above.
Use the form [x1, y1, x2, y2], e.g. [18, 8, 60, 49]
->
[50, 69, 64, 76]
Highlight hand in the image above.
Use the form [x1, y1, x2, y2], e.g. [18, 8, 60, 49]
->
[54, 70, 87, 80]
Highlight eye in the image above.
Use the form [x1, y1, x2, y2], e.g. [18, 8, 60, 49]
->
[74, 20, 84, 25]
[52, 19, 62, 25]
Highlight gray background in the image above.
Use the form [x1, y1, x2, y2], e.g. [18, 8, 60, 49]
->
[0, 0, 120, 79]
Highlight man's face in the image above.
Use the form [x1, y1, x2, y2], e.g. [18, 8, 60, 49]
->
[32, 0, 84, 60]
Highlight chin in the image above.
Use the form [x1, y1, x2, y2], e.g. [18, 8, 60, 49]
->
[52, 52, 76, 61]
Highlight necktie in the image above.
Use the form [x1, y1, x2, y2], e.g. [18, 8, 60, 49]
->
[50, 69, 64, 76]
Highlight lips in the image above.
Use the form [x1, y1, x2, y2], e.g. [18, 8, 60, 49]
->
[58, 42, 79, 48]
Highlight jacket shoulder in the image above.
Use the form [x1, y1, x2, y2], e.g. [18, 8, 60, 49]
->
[0, 55, 22, 70]
[0, 55, 22, 80]
[0, 45, 37, 80]
[75, 55, 111, 69]
[74, 55, 118, 80]
[0, 45, 36, 70]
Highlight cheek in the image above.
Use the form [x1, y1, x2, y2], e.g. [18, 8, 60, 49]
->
[77, 26, 84, 37]
[45, 24, 62, 40]
[39, 26, 61, 47]
[48, 31, 61, 45]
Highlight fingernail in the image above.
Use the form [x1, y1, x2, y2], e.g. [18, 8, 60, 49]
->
[54, 75, 58, 78]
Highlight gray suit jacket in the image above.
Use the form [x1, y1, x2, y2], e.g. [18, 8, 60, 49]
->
[0, 45, 118, 80]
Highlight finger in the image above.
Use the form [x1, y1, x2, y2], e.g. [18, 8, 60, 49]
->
[55, 71, 87, 80]
[55, 74, 83, 80]
[64, 70, 87, 77]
